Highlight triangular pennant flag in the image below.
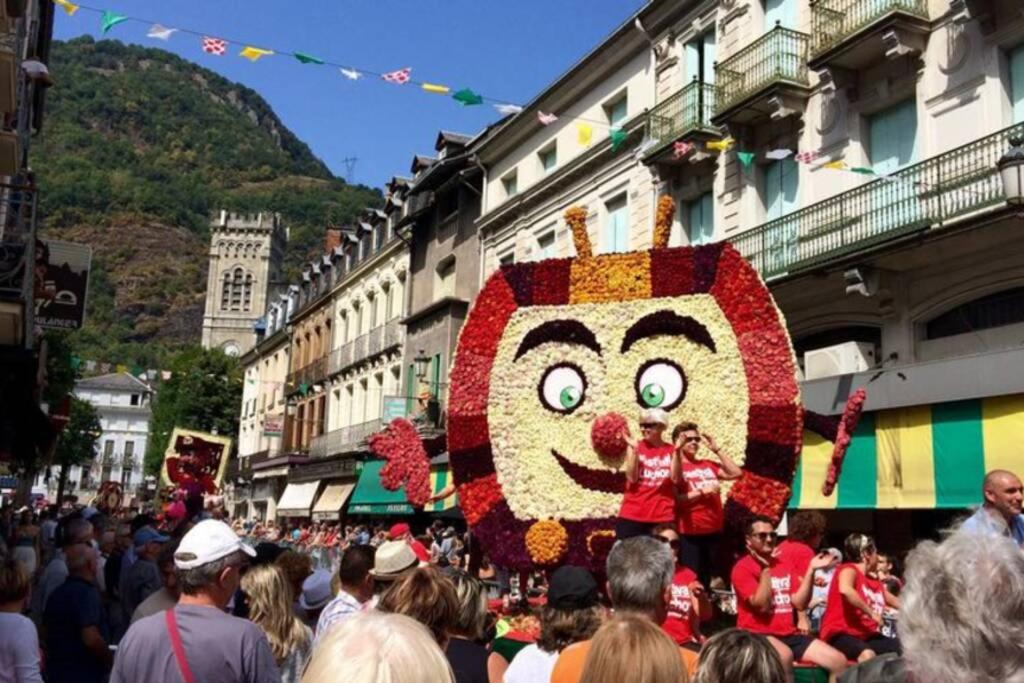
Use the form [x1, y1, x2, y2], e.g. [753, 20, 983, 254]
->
[850, 167, 876, 175]
[147, 24, 177, 41]
[538, 111, 558, 126]
[634, 137, 659, 160]
[299, 382, 311, 396]
[70, 355, 82, 370]
[340, 68, 362, 80]
[453, 88, 484, 106]
[823, 160, 848, 170]
[55, 0, 79, 16]
[609, 128, 628, 152]
[101, 10, 129, 34]
[240, 46, 274, 62]
[795, 150, 821, 164]
[116, 364, 128, 374]
[294, 52, 324, 65]
[202, 37, 228, 56]
[495, 103, 523, 115]
[737, 151, 756, 169]
[706, 137, 735, 152]
[577, 123, 593, 147]
[673, 141, 694, 159]
[765, 149, 793, 160]
[382, 67, 412, 84]
[422, 83, 450, 95]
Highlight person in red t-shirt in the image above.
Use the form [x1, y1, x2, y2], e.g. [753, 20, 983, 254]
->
[672, 421, 742, 585]
[653, 524, 710, 652]
[777, 510, 827, 635]
[731, 516, 847, 678]
[820, 533, 901, 664]
[616, 408, 680, 541]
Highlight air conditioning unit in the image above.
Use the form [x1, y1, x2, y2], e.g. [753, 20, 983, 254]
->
[803, 341, 875, 380]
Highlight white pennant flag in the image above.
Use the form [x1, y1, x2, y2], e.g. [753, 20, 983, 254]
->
[765, 149, 793, 160]
[495, 103, 523, 116]
[538, 111, 558, 125]
[340, 68, 362, 80]
[147, 24, 177, 41]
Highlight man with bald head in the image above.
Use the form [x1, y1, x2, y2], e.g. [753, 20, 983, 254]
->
[961, 469, 1024, 547]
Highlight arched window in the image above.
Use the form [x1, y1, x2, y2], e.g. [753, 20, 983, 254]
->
[925, 288, 1024, 340]
[221, 267, 253, 312]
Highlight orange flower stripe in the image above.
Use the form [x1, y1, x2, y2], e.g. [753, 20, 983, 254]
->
[525, 519, 569, 565]
[564, 206, 591, 259]
[653, 195, 675, 249]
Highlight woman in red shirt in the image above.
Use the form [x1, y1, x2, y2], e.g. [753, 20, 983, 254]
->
[653, 524, 711, 651]
[820, 533, 902, 663]
[672, 420, 742, 585]
[616, 408, 680, 541]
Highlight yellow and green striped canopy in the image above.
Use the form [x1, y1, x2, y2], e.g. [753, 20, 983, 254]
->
[792, 394, 1024, 509]
[424, 466, 458, 513]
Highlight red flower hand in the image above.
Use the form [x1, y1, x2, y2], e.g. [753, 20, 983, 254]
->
[367, 419, 432, 507]
[822, 389, 866, 496]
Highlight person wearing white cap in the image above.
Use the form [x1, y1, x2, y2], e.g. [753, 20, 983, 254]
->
[616, 408, 682, 541]
[110, 519, 279, 683]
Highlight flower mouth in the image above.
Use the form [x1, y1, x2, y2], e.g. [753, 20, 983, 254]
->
[551, 450, 625, 494]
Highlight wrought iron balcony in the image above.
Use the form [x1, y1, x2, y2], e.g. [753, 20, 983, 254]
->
[309, 418, 383, 458]
[730, 123, 1020, 280]
[645, 80, 716, 151]
[713, 25, 810, 124]
[285, 356, 328, 393]
[809, 0, 929, 71]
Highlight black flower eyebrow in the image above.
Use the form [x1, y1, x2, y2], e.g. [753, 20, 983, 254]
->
[621, 310, 717, 353]
[515, 320, 602, 361]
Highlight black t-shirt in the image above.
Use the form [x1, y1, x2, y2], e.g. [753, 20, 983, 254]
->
[446, 637, 489, 683]
[43, 576, 110, 683]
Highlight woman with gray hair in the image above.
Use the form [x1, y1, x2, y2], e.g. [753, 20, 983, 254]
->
[444, 571, 489, 683]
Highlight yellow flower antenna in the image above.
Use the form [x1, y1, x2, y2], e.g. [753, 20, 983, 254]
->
[653, 195, 675, 250]
[564, 206, 592, 259]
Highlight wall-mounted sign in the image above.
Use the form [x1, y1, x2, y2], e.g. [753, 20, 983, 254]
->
[382, 396, 407, 423]
[263, 414, 284, 437]
[34, 239, 91, 330]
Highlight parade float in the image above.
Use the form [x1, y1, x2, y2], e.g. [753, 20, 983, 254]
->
[371, 197, 863, 572]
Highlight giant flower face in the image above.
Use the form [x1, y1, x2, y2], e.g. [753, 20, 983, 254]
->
[488, 295, 750, 522]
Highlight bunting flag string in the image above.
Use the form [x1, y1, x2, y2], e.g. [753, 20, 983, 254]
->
[421, 83, 450, 95]
[609, 128, 628, 152]
[537, 111, 558, 126]
[577, 123, 593, 147]
[55, 0, 79, 15]
[294, 52, 324, 65]
[673, 141, 693, 159]
[453, 88, 484, 106]
[100, 10, 127, 34]
[239, 46, 273, 62]
[339, 68, 362, 80]
[146, 24, 176, 41]
[202, 37, 227, 56]
[494, 103, 523, 116]
[381, 67, 412, 84]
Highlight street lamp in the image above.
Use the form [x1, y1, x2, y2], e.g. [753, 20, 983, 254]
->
[414, 349, 431, 381]
[997, 136, 1024, 206]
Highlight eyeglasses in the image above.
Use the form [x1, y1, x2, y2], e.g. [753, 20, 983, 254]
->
[655, 536, 680, 548]
[750, 532, 778, 542]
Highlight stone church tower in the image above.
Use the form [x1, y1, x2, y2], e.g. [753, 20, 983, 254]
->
[201, 211, 287, 356]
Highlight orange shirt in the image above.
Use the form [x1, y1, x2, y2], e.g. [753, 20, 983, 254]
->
[550, 638, 699, 683]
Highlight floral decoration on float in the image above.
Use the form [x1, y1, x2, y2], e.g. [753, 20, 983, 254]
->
[369, 195, 865, 572]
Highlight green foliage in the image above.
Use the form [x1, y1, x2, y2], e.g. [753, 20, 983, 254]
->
[56, 396, 102, 468]
[144, 346, 242, 476]
[42, 330, 80, 404]
[35, 36, 382, 361]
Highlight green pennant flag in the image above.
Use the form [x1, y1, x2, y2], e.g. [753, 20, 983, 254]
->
[452, 88, 484, 106]
[737, 151, 756, 169]
[851, 167, 877, 175]
[101, 10, 129, 34]
[610, 128, 628, 152]
[299, 382, 311, 396]
[294, 52, 324, 65]
[131, 365, 143, 377]
[70, 355, 82, 370]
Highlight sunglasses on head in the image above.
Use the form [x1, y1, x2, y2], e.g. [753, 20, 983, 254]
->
[751, 532, 778, 542]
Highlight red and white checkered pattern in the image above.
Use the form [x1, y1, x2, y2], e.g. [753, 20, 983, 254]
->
[202, 37, 227, 56]
[381, 67, 411, 85]
[794, 150, 821, 164]
[673, 141, 694, 159]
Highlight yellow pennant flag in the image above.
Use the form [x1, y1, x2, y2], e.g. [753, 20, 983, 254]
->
[421, 83, 450, 95]
[823, 160, 848, 170]
[706, 137, 735, 151]
[115, 364, 128, 374]
[240, 46, 274, 62]
[577, 123, 593, 147]
[55, 0, 79, 15]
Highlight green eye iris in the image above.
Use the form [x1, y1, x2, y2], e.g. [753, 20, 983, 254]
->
[560, 386, 582, 409]
[640, 383, 665, 407]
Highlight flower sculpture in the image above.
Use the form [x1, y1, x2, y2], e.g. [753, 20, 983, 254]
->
[367, 418, 432, 507]
[372, 196, 864, 572]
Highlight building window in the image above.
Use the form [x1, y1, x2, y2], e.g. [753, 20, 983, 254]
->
[535, 229, 557, 261]
[925, 288, 1024, 340]
[384, 286, 394, 321]
[501, 170, 518, 198]
[539, 144, 557, 173]
[221, 267, 253, 312]
[1013, 44, 1024, 124]
[684, 30, 716, 84]
[603, 194, 629, 253]
[498, 250, 515, 267]
[103, 440, 114, 457]
[687, 192, 715, 245]
[763, 157, 799, 220]
[124, 441, 134, 458]
[869, 99, 917, 174]
[130, 394, 139, 406]
[605, 94, 628, 127]
[763, 0, 796, 30]
[435, 257, 456, 300]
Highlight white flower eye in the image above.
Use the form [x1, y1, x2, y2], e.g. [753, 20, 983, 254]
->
[539, 364, 587, 414]
[635, 360, 686, 410]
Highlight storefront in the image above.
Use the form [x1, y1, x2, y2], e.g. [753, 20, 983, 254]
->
[348, 458, 458, 516]
[276, 480, 321, 519]
[311, 482, 357, 522]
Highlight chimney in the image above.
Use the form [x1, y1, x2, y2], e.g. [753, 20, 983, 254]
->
[324, 228, 342, 253]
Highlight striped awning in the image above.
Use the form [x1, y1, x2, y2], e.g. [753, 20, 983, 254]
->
[424, 466, 458, 513]
[792, 394, 1024, 509]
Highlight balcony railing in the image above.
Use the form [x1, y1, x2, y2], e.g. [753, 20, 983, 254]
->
[715, 25, 810, 115]
[730, 122, 1021, 280]
[310, 418, 383, 458]
[383, 317, 403, 349]
[366, 325, 383, 357]
[286, 356, 328, 391]
[646, 80, 716, 147]
[352, 333, 368, 362]
[329, 342, 353, 375]
[811, 0, 927, 57]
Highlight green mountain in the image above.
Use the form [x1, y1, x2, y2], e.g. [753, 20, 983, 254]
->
[35, 36, 381, 367]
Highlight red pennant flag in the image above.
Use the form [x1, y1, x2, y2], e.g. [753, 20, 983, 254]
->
[202, 37, 227, 56]
[381, 67, 411, 85]
[673, 141, 694, 159]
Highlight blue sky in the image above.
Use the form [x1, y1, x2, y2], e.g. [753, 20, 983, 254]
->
[54, 1, 647, 189]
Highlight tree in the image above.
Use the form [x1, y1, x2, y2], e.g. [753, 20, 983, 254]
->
[55, 396, 102, 505]
[145, 346, 242, 477]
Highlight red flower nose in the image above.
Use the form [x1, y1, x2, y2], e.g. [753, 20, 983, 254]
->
[591, 412, 629, 460]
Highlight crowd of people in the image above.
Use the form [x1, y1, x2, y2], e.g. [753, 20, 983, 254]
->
[0, 419, 1021, 681]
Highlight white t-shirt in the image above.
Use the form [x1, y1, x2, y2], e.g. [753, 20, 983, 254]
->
[0, 612, 43, 683]
[503, 643, 558, 683]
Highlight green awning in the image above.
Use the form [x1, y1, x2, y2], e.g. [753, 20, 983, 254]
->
[347, 460, 414, 515]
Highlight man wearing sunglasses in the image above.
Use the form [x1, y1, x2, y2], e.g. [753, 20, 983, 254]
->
[617, 408, 682, 541]
[732, 516, 847, 679]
